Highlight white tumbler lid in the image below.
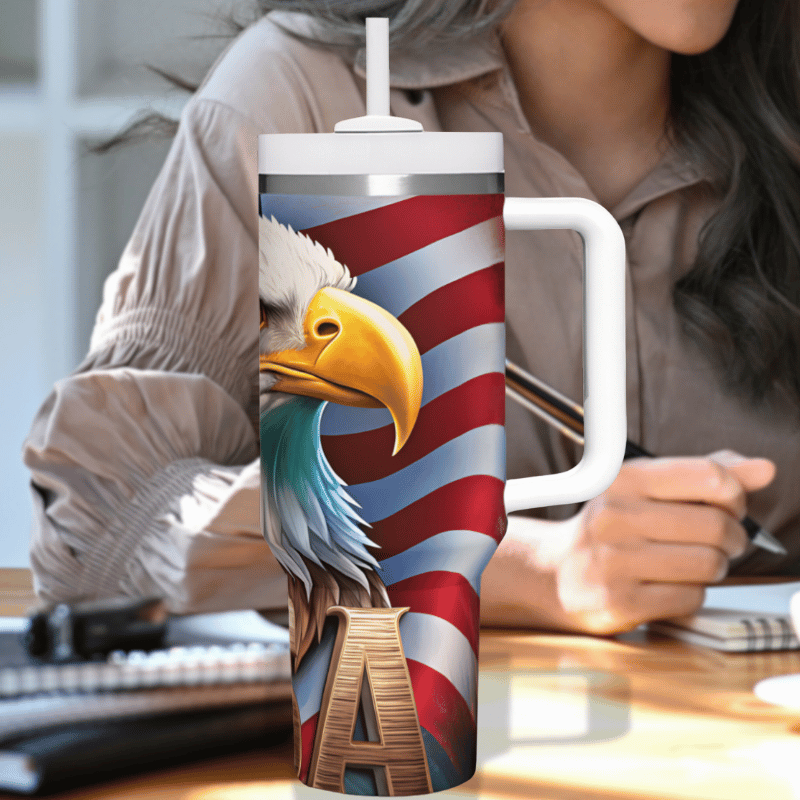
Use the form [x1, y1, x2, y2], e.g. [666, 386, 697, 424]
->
[259, 18, 503, 178]
[258, 131, 502, 176]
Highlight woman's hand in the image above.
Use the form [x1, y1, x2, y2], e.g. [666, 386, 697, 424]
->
[480, 450, 776, 635]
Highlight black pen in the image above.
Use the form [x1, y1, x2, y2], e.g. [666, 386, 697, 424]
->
[505, 359, 786, 556]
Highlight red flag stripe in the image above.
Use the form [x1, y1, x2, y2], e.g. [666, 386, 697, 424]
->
[398, 263, 504, 356]
[302, 194, 504, 276]
[361, 475, 506, 559]
[321, 372, 505, 485]
[299, 713, 318, 783]
[388, 573, 480, 655]
[406, 659, 477, 778]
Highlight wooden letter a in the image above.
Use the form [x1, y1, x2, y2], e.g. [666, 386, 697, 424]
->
[307, 606, 432, 796]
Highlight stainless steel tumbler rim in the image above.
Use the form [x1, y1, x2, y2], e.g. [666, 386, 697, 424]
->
[259, 173, 504, 196]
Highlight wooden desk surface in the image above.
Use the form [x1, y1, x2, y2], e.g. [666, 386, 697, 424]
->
[3, 570, 800, 800]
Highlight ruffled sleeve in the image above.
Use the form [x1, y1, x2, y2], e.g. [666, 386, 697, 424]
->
[23, 95, 291, 613]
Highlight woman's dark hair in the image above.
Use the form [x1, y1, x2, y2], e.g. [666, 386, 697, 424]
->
[254, 0, 518, 49]
[106, 0, 800, 411]
[669, 0, 800, 411]
[91, 0, 517, 152]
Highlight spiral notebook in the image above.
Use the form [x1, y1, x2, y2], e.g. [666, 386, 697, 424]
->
[0, 610, 294, 794]
[648, 580, 800, 652]
[0, 611, 292, 737]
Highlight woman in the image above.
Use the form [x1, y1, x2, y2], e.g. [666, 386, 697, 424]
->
[23, 0, 800, 634]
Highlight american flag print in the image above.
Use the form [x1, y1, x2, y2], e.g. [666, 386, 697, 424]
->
[260, 191, 507, 793]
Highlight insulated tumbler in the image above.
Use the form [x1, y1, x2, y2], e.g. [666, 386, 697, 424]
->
[257, 18, 626, 796]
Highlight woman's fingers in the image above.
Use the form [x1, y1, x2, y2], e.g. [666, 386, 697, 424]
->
[624, 541, 730, 583]
[553, 451, 779, 635]
[635, 582, 706, 623]
[584, 495, 747, 557]
[555, 540, 710, 633]
[613, 452, 776, 520]
[707, 449, 776, 492]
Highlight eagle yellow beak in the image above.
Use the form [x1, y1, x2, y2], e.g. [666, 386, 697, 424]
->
[261, 287, 423, 455]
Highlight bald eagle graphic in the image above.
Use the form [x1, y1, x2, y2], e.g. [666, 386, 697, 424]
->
[259, 215, 423, 671]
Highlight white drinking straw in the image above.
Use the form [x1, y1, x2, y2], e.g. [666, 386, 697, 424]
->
[366, 18, 390, 118]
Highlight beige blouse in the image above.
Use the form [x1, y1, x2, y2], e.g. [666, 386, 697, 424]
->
[23, 12, 800, 613]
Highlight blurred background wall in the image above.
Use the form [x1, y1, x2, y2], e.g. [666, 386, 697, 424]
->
[0, 0, 250, 567]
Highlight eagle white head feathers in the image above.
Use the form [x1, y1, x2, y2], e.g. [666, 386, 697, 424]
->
[259, 215, 356, 375]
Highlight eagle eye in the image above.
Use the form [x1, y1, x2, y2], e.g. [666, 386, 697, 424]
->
[316, 321, 339, 337]
[260, 302, 268, 331]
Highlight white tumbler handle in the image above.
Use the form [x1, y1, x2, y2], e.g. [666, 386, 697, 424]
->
[503, 197, 627, 512]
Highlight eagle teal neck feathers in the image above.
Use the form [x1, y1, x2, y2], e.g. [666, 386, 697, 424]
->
[260, 394, 384, 598]
[260, 393, 391, 670]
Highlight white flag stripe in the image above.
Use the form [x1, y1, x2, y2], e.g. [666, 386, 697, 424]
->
[399, 612, 478, 719]
[320, 323, 505, 436]
[261, 194, 398, 231]
[354, 217, 504, 317]
[294, 620, 337, 725]
[347, 425, 505, 523]
[377, 530, 498, 594]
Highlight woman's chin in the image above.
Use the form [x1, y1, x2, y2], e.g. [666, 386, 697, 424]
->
[603, 0, 740, 56]
[664, 30, 731, 56]
[645, 3, 740, 55]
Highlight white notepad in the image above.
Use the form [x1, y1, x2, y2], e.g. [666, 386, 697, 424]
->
[648, 581, 800, 652]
